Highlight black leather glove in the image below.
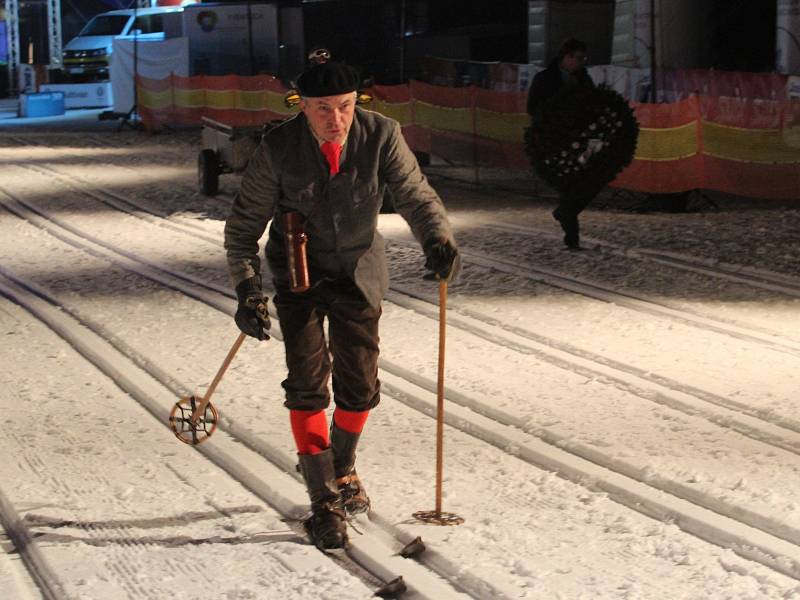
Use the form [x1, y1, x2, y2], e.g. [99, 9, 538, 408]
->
[423, 239, 461, 282]
[234, 276, 271, 341]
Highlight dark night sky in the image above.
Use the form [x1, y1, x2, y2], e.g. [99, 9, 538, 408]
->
[426, 0, 527, 30]
[710, 0, 778, 71]
[18, 0, 786, 73]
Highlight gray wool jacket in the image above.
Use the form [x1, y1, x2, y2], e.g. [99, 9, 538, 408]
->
[224, 106, 455, 308]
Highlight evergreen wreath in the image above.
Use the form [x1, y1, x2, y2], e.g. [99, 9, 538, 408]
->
[525, 86, 639, 198]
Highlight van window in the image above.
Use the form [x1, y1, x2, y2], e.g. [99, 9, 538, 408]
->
[132, 14, 164, 35]
[79, 15, 130, 36]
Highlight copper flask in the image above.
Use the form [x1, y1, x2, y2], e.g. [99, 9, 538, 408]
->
[282, 211, 310, 293]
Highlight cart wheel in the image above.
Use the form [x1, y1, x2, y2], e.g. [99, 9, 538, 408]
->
[198, 149, 219, 196]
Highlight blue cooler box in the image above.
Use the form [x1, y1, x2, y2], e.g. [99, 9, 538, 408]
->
[19, 92, 66, 118]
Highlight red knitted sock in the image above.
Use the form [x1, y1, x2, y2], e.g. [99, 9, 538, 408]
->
[290, 409, 330, 455]
[333, 408, 370, 434]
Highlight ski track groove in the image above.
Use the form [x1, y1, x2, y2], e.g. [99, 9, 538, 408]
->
[10, 184, 799, 479]
[13, 436, 172, 600]
[19, 150, 800, 356]
[476, 219, 800, 300]
[4, 159, 800, 529]
[0, 179, 494, 598]
[381, 234, 800, 446]
[0, 276, 476, 600]
[10, 133, 800, 305]
[427, 172, 800, 300]
[7, 170, 800, 584]
[7, 155, 800, 440]
[14, 136, 800, 353]
[0, 481, 69, 599]
[385, 275, 800, 446]
[10, 143, 797, 580]
[421, 236, 800, 357]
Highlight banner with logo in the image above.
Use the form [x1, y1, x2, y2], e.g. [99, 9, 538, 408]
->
[40, 82, 112, 108]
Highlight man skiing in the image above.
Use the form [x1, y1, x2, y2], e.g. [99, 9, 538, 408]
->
[224, 60, 460, 550]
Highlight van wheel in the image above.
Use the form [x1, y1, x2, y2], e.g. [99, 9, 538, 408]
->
[198, 149, 219, 196]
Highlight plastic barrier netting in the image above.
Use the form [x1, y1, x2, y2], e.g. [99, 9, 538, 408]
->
[137, 74, 800, 200]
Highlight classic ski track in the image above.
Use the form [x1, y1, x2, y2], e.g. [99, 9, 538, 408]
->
[0, 274, 478, 600]
[476, 218, 800, 316]
[433, 237, 800, 357]
[0, 304, 393, 598]
[7, 164, 800, 522]
[13, 137, 800, 352]
[12, 151, 800, 359]
[8, 156, 800, 388]
[0, 484, 64, 599]
[16, 161, 221, 243]
[384, 239, 800, 434]
[425, 172, 800, 297]
[6, 171, 800, 466]
[7, 155, 800, 368]
[9, 134, 800, 300]
[7, 180, 800, 582]
[5, 432, 168, 600]
[14, 427, 264, 599]
[0, 186, 511, 600]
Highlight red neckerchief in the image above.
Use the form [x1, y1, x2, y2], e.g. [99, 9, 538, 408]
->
[320, 141, 343, 175]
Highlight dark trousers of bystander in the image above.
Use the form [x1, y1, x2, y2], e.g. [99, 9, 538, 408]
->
[553, 182, 605, 250]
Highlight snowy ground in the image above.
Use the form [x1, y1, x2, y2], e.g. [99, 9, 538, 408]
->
[1, 111, 800, 599]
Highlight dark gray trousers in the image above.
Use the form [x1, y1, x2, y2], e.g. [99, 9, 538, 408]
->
[273, 278, 381, 413]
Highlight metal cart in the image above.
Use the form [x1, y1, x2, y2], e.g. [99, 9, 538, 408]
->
[197, 117, 265, 196]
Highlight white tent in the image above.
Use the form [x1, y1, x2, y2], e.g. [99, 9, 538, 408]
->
[110, 36, 190, 114]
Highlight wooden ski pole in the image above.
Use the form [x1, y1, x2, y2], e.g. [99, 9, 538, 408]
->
[435, 279, 447, 516]
[190, 332, 246, 424]
[413, 280, 464, 525]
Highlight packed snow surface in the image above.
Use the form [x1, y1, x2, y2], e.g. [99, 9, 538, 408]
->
[1, 116, 800, 599]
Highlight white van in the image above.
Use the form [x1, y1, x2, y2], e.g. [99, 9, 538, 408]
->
[62, 7, 183, 80]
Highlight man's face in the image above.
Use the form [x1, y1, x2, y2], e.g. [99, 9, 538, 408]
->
[301, 92, 357, 144]
[560, 50, 587, 74]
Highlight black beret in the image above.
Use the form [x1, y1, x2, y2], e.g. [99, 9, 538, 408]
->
[297, 62, 360, 97]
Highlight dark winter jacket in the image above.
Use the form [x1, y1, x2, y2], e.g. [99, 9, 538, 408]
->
[224, 107, 454, 308]
[526, 59, 595, 122]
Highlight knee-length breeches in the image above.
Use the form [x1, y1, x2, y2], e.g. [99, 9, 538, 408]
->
[273, 278, 381, 412]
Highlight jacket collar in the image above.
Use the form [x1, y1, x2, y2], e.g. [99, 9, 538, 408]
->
[298, 110, 364, 177]
[297, 114, 330, 176]
[341, 107, 365, 172]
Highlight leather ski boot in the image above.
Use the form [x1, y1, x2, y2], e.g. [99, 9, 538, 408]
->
[297, 449, 348, 550]
[331, 423, 371, 515]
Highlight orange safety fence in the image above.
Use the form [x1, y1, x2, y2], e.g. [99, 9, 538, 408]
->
[613, 96, 703, 193]
[138, 73, 296, 128]
[138, 74, 800, 200]
[420, 57, 792, 100]
[659, 69, 789, 101]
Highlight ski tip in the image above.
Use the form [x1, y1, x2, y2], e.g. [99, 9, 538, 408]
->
[374, 575, 406, 598]
[399, 536, 426, 558]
